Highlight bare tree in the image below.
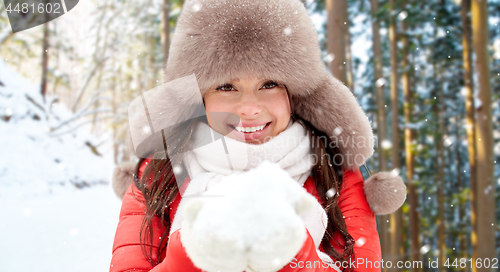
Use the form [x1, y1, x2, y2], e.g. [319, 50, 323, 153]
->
[401, 3, 421, 270]
[471, 1, 496, 271]
[326, 0, 348, 84]
[162, 0, 171, 77]
[461, 2, 476, 270]
[436, 69, 446, 272]
[41, 22, 50, 102]
[345, 18, 354, 92]
[370, 1, 390, 269]
[388, 0, 403, 270]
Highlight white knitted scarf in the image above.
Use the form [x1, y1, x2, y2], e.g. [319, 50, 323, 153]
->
[170, 121, 328, 251]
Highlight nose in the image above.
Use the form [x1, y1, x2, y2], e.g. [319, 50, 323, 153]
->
[237, 90, 263, 117]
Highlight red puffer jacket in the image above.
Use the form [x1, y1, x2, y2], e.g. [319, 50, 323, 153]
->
[110, 158, 381, 272]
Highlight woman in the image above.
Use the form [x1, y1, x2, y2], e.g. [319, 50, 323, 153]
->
[110, 0, 406, 271]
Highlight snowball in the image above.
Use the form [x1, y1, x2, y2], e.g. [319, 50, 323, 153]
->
[181, 161, 316, 272]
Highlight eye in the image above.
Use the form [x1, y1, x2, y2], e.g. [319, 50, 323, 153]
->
[261, 81, 279, 89]
[216, 84, 236, 92]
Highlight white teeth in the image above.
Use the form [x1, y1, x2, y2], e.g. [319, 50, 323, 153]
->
[235, 124, 266, 133]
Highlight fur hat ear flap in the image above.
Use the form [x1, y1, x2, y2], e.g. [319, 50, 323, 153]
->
[112, 162, 137, 200]
[292, 75, 375, 170]
[363, 171, 407, 215]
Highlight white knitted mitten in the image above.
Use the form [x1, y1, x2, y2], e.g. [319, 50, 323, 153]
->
[180, 161, 316, 272]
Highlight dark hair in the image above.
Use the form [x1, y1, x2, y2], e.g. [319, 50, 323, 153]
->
[134, 115, 355, 271]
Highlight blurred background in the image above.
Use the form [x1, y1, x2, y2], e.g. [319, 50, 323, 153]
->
[0, 0, 499, 271]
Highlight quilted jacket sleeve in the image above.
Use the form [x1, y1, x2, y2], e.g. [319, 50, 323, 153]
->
[278, 168, 381, 272]
[109, 183, 167, 272]
[109, 158, 168, 272]
[336, 168, 381, 272]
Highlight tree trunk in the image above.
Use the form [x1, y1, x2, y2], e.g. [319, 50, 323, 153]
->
[436, 71, 446, 272]
[112, 62, 118, 165]
[388, 0, 402, 270]
[326, 0, 348, 84]
[455, 123, 469, 272]
[401, 8, 421, 271]
[162, 0, 171, 79]
[345, 18, 354, 93]
[149, 34, 156, 90]
[460, 2, 476, 271]
[41, 22, 50, 102]
[91, 12, 113, 134]
[370, 0, 390, 269]
[471, 1, 496, 271]
[71, 5, 109, 113]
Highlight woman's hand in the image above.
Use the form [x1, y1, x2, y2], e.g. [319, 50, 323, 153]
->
[179, 161, 317, 272]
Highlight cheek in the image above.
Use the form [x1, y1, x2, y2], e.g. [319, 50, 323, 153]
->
[204, 94, 237, 129]
[266, 92, 291, 128]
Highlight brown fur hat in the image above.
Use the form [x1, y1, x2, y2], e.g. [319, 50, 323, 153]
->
[163, 0, 374, 170]
[123, 0, 406, 214]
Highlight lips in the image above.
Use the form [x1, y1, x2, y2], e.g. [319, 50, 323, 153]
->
[229, 122, 271, 133]
[228, 122, 272, 143]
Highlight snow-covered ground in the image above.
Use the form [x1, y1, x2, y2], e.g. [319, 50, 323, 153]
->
[0, 60, 122, 271]
[0, 185, 122, 272]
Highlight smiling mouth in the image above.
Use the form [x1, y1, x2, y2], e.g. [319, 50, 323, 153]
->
[229, 122, 271, 133]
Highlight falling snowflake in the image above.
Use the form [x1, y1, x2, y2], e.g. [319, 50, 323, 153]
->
[375, 78, 386, 88]
[355, 237, 366, 247]
[443, 136, 454, 147]
[391, 168, 400, 177]
[398, 11, 408, 21]
[326, 188, 337, 199]
[493, 39, 500, 59]
[420, 244, 430, 255]
[484, 185, 492, 195]
[142, 125, 151, 135]
[192, 3, 201, 12]
[460, 87, 468, 97]
[475, 97, 482, 109]
[381, 140, 392, 150]
[173, 165, 183, 175]
[325, 53, 335, 63]
[283, 27, 292, 35]
[333, 126, 343, 136]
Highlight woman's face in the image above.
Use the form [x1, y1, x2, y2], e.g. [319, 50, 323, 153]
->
[204, 76, 291, 145]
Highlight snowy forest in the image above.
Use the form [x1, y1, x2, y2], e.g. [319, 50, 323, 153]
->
[0, 0, 499, 271]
